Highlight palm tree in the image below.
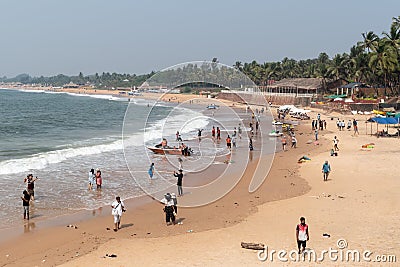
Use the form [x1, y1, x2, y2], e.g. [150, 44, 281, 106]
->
[359, 31, 379, 52]
[393, 16, 400, 30]
[382, 24, 400, 54]
[369, 39, 398, 94]
[234, 61, 243, 71]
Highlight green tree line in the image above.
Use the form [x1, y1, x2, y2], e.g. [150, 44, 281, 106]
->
[235, 16, 400, 96]
[1, 16, 399, 95]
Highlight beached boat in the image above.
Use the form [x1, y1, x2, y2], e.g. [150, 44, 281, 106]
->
[207, 104, 219, 109]
[147, 146, 182, 155]
[268, 131, 283, 137]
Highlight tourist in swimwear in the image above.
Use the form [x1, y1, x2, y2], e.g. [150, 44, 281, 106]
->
[24, 174, 38, 201]
[95, 169, 102, 190]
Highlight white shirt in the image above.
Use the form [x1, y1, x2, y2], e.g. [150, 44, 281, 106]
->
[161, 198, 174, 207]
[112, 200, 125, 216]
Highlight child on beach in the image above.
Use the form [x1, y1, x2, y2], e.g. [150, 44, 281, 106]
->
[88, 169, 95, 190]
[148, 163, 155, 180]
[281, 136, 287, 151]
[95, 169, 102, 190]
[226, 135, 232, 150]
[21, 190, 30, 220]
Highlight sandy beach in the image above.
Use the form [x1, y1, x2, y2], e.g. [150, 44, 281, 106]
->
[0, 90, 398, 266]
[60, 111, 399, 267]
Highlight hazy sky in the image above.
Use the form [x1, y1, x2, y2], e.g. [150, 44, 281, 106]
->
[0, 0, 399, 77]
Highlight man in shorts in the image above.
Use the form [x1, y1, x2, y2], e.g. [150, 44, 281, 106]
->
[296, 217, 309, 254]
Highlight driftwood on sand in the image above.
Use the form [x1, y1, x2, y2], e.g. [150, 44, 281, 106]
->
[241, 242, 265, 250]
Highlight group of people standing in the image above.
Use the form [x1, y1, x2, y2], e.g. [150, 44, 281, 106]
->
[21, 174, 38, 220]
[88, 168, 102, 190]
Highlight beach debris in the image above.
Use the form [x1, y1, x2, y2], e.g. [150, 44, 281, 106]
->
[67, 224, 78, 229]
[147, 232, 151, 235]
[106, 227, 111, 231]
[177, 222, 183, 225]
[323, 233, 331, 238]
[187, 230, 193, 233]
[241, 242, 265, 250]
[337, 195, 345, 199]
[105, 254, 117, 258]
[306, 140, 313, 144]
[5, 254, 9, 258]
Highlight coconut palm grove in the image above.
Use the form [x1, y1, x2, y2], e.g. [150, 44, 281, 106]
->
[1, 16, 400, 97]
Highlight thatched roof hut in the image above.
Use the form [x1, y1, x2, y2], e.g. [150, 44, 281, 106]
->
[268, 78, 323, 91]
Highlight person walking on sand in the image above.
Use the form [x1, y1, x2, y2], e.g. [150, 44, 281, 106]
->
[21, 190, 30, 220]
[333, 136, 339, 151]
[291, 135, 297, 148]
[88, 168, 95, 190]
[171, 193, 178, 215]
[148, 163, 155, 180]
[232, 135, 237, 148]
[24, 174, 38, 201]
[174, 169, 184, 196]
[211, 126, 215, 139]
[161, 193, 175, 226]
[95, 169, 102, 190]
[111, 196, 125, 231]
[217, 127, 221, 141]
[238, 124, 242, 139]
[281, 135, 287, 151]
[296, 217, 309, 254]
[322, 161, 331, 181]
[353, 119, 359, 135]
[197, 129, 203, 141]
[178, 157, 183, 170]
[226, 135, 232, 150]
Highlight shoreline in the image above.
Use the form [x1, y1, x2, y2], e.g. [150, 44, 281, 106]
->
[0, 88, 321, 266]
[61, 110, 400, 267]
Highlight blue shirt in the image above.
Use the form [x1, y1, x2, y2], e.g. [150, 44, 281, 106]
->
[322, 163, 331, 173]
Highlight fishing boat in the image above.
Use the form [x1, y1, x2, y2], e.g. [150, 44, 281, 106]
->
[147, 146, 182, 155]
[207, 104, 219, 109]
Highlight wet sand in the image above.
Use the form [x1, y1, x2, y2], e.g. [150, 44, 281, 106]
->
[0, 92, 319, 266]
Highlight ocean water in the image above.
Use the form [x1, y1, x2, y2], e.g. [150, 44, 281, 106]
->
[0, 89, 209, 229]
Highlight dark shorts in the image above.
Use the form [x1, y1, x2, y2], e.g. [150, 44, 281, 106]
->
[227, 143, 231, 148]
[297, 240, 306, 249]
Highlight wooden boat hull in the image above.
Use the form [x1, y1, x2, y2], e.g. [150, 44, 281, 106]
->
[147, 147, 182, 155]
